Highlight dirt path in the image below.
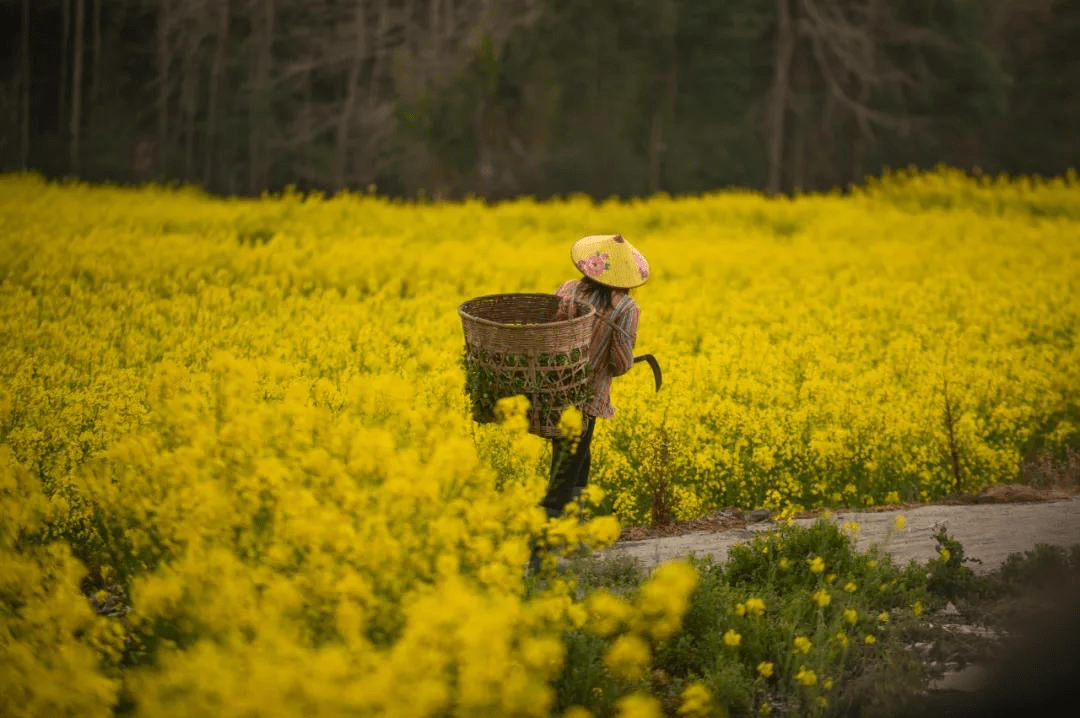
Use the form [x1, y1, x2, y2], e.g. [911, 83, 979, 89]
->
[606, 496, 1080, 573]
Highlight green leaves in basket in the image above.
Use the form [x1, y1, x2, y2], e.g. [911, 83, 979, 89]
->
[461, 346, 593, 428]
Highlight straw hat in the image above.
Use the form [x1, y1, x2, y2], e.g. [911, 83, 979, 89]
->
[570, 234, 650, 289]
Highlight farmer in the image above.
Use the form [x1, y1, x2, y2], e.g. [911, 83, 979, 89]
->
[539, 233, 649, 522]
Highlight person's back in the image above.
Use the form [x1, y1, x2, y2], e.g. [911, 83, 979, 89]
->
[535, 234, 649, 532]
[555, 277, 639, 419]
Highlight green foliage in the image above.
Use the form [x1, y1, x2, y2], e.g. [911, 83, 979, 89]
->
[926, 526, 983, 601]
[997, 543, 1080, 592]
[560, 520, 939, 716]
[460, 346, 591, 425]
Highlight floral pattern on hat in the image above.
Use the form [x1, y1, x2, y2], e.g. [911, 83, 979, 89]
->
[577, 252, 610, 279]
[635, 252, 649, 280]
[570, 234, 648, 288]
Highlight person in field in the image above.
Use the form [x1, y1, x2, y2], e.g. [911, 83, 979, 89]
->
[539, 233, 649, 521]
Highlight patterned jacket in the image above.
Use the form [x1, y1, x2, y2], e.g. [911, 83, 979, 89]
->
[555, 279, 640, 419]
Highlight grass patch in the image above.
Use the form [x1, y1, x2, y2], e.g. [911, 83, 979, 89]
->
[549, 520, 1080, 716]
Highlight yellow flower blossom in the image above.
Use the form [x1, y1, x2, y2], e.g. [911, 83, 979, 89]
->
[812, 589, 831, 608]
[795, 666, 818, 686]
[808, 556, 825, 574]
[723, 629, 742, 647]
[794, 635, 812, 654]
[864, 634, 877, 645]
[745, 597, 766, 616]
[677, 682, 712, 718]
[757, 661, 775, 678]
[603, 635, 651, 680]
[844, 608, 858, 624]
[615, 693, 662, 718]
[558, 405, 584, 445]
[844, 581, 857, 593]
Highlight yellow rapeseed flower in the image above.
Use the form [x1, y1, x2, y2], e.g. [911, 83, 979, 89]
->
[557, 406, 584, 445]
[864, 634, 877, 645]
[615, 693, 662, 718]
[745, 597, 766, 616]
[603, 634, 651, 680]
[808, 556, 825, 574]
[757, 661, 774, 678]
[844, 608, 858, 624]
[723, 629, 742, 647]
[844, 581, 857, 593]
[812, 589, 831, 608]
[795, 666, 818, 686]
[794, 635, 812, 654]
[677, 682, 712, 718]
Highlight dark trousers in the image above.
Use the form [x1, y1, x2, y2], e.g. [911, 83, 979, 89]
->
[540, 414, 597, 519]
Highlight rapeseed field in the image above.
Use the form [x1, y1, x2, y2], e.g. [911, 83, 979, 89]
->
[1, 169, 1077, 716]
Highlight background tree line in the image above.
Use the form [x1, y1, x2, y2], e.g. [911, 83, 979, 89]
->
[1, 0, 1077, 199]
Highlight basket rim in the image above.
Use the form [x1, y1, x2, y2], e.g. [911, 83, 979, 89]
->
[458, 292, 596, 330]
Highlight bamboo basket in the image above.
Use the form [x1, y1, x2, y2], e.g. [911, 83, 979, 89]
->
[459, 293, 595, 438]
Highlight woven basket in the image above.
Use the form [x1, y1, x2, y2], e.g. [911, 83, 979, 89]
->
[459, 293, 596, 438]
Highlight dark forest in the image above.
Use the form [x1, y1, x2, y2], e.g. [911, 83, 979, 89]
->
[1, 0, 1078, 199]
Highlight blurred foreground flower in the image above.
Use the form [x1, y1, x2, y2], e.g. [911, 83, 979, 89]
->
[494, 394, 531, 433]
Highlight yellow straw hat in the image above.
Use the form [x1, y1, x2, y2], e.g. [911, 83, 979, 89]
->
[570, 234, 650, 289]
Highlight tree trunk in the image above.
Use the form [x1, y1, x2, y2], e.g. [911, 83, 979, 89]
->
[180, 4, 200, 184]
[20, 0, 30, 169]
[335, 0, 367, 191]
[250, 0, 275, 194]
[648, 111, 662, 194]
[298, 68, 312, 182]
[655, 3, 678, 195]
[157, 0, 172, 178]
[70, 0, 85, 175]
[368, 0, 389, 111]
[205, 0, 229, 188]
[181, 49, 196, 181]
[90, 0, 102, 121]
[766, 0, 795, 195]
[59, 0, 70, 139]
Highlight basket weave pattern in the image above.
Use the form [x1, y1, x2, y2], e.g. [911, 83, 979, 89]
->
[459, 293, 596, 438]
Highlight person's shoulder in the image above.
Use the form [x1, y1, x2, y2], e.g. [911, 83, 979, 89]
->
[614, 293, 640, 315]
[556, 279, 579, 296]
